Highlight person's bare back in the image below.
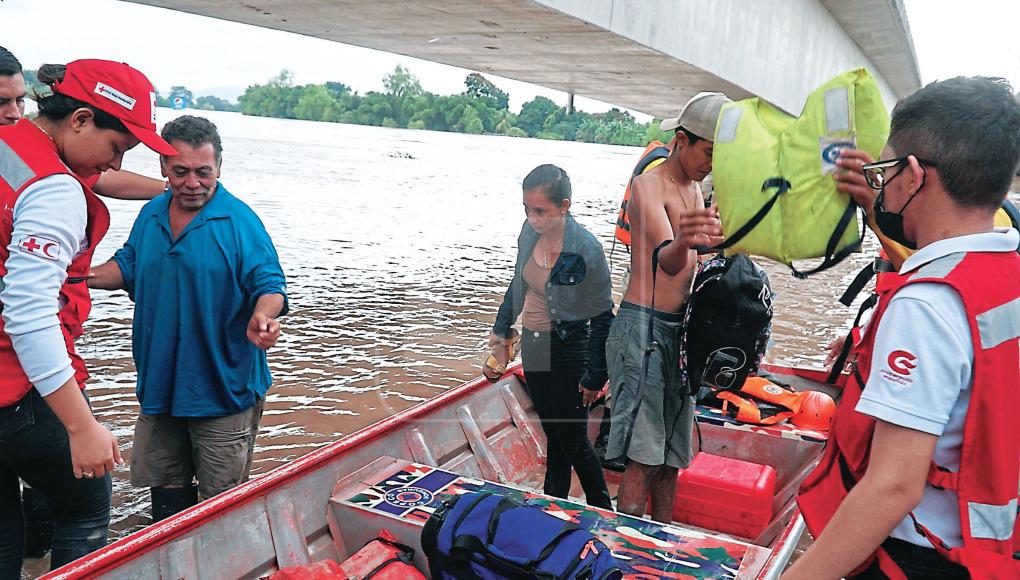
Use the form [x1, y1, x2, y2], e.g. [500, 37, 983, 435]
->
[623, 161, 705, 313]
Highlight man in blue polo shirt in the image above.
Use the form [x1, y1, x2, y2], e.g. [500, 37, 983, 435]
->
[89, 115, 287, 521]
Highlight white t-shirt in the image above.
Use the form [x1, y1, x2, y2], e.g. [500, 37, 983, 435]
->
[1, 173, 87, 396]
[855, 228, 1020, 548]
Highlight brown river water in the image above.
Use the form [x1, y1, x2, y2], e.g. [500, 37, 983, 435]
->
[26, 108, 909, 575]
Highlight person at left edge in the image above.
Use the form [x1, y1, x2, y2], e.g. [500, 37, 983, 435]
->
[1, 45, 169, 560]
[490, 164, 614, 510]
[0, 59, 177, 577]
[1, 46, 167, 201]
[89, 115, 288, 522]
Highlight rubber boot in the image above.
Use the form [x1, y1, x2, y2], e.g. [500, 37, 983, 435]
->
[150, 484, 198, 522]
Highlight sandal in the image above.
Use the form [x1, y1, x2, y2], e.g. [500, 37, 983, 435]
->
[483, 328, 521, 382]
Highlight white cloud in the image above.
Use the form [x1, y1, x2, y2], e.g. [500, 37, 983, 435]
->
[903, 0, 1020, 88]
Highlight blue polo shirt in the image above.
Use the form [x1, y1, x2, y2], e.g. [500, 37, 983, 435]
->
[113, 183, 288, 417]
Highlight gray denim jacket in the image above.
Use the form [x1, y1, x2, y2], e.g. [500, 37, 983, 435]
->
[492, 215, 615, 390]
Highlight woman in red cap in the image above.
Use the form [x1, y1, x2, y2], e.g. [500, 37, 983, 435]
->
[0, 59, 176, 576]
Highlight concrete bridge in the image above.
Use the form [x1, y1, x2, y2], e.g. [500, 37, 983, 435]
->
[126, 0, 920, 118]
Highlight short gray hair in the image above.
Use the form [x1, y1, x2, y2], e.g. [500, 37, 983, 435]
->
[160, 115, 223, 165]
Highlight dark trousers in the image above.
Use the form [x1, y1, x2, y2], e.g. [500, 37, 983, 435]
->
[852, 537, 969, 580]
[522, 328, 612, 510]
[0, 389, 111, 578]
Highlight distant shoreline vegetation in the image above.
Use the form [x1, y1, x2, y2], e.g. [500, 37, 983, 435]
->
[25, 67, 673, 147]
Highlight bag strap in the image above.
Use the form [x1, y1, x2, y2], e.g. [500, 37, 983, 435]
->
[362, 542, 416, 579]
[618, 239, 671, 457]
[789, 199, 861, 279]
[450, 522, 580, 577]
[450, 492, 493, 539]
[825, 292, 878, 384]
[486, 497, 518, 545]
[839, 257, 895, 307]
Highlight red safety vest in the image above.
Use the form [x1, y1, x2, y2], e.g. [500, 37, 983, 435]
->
[0, 119, 110, 406]
[798, 249, 1020, 579]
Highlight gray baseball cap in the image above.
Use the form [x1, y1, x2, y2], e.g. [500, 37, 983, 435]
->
[659, 91, 732, 140]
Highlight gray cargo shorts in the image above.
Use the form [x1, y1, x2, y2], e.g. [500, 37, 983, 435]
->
[605, 301, 694, 469]
[130, 399, 264, 500]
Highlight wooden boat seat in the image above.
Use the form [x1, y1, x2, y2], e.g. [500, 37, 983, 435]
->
[327, 455, 774, 578]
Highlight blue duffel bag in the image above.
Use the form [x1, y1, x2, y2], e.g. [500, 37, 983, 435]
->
[421, 491, 622, 579]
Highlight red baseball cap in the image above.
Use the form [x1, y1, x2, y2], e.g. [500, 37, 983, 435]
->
[50, 59, 177, 156]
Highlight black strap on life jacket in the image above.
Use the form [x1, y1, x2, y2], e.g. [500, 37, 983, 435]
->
[789, 199, 863, 279]
[839, 257, 896, 307]
[825, 292, 879, 385]
[710, 177, 791, 252]
[707, 177, 862, 278]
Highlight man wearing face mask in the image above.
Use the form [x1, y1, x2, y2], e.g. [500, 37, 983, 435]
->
[88, 115, 288, 522]
[786, 77, 1020, 579]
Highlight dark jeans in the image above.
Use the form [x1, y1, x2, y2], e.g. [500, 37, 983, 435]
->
[522, 328, 612, 510]
[0, 389, 111, 578]
[852, 537, 969, 580]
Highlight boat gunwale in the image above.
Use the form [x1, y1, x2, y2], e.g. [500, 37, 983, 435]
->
[44, 361, 832, 579]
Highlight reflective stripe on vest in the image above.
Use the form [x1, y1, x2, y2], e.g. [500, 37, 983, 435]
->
[797, 250, 1020, 578]
[0, 120, 109, 406]
[969, 498, 1017, 541]
[0, 139, 36, 191]
[976, 297, 1020, 349]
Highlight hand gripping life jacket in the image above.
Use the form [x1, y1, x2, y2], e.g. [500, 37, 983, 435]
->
[711, 69, 890, 277]
[613, 140, 670, 248]
[798, 250, 1020, 579]
[0, 119, 111, 406]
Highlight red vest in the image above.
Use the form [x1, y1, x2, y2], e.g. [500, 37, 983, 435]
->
[0, 119, 111, 406]
[798, 249, 1020, 579]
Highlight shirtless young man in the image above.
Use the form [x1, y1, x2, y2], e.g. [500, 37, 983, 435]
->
[605, 92, 729, 519]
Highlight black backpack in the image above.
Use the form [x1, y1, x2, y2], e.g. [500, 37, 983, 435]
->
[680, 253, 773, 397]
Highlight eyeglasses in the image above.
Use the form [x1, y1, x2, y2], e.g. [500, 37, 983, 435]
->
[860, 156, 938, 190]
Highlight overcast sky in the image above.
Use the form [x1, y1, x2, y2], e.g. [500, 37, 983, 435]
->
[2, 0, 1019, 116]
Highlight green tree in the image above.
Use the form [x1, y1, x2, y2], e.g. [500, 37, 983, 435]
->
[154, 89, 170, 108]
[231, 67, 673, 146]
[383, 65, 423, 127]
[517, 96, 560, 137]
[324, 81, 351, 99]
[270, 70, 295, 88]
[646, 122, 674, 145]
[194, 95, 239, 112]
[460, 104, 484, 134]
[294, 85, 335, 120]
[464, 73, 509, 110]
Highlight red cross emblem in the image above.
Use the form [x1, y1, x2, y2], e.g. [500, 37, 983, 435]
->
[17, 235, 60, 261]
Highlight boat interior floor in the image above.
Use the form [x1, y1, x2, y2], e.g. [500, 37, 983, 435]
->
[326, 456, 774, 578]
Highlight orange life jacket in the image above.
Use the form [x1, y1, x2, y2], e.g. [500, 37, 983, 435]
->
[715, 377, 835, 430]
[614, 140, 670, 247]
[799, 250, 1020, 579]
[0, 119, 110, 405]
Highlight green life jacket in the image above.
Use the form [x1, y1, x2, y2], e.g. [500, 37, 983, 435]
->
[711, 68, 890, 277]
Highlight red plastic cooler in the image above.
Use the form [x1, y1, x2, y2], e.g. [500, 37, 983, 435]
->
[672, 452, 776, 539]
